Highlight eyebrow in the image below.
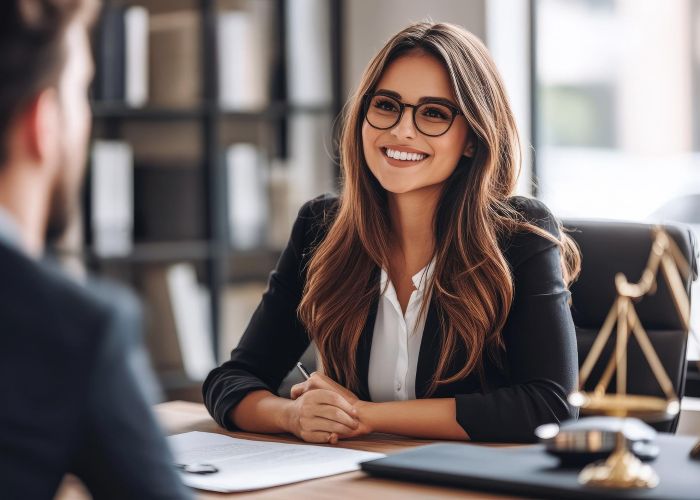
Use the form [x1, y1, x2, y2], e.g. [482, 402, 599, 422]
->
[375, 89, 459, 108]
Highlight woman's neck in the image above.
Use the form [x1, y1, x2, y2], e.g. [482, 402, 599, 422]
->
[387, 185, 440, 267]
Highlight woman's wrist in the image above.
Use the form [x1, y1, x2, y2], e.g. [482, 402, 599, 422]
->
[355, 400, 376, 433]
[278, 397, 297, 434]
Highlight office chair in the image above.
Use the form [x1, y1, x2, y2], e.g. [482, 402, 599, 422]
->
[562, 219, 698, 432]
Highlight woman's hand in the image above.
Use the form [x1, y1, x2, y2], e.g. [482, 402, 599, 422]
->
[290, 372, 359, 405]
[290, 372, 372, 440]
[283, 388, 360, 444]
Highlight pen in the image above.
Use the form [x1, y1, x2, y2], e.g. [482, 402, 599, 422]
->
[296, 361, 311, 380]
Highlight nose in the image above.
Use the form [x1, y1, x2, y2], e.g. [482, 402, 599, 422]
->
[390, 106, 417, 140]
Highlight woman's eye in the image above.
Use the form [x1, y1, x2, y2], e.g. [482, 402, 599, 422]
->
[374, 99, 399, 112]
[422, 106, 449, 120]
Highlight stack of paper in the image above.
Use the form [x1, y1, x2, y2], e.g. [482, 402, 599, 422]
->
[168, 431, 385, 492]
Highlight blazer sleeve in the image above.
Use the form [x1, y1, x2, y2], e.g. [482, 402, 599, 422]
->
[203, 199, 319, 430]
[455, 198, 579, 442]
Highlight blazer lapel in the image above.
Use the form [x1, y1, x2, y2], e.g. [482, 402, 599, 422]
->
[415, 298, 441, 398]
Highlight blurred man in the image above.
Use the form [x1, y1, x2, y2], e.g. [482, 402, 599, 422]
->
[0, 1, 191, 498]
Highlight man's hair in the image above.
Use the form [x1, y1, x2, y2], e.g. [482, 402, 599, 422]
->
[0, 0, 98, 166]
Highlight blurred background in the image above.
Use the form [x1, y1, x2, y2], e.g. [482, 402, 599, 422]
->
[77, 0, 700, 403]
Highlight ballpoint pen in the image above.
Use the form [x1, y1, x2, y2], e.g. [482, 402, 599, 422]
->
[296, 361, 311, 380]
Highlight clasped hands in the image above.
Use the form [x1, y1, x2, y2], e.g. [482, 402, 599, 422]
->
[287, 372, 371, 444]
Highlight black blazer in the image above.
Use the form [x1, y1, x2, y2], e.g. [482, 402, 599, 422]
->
[204, 194, 579, 443]
[0, 241, 191, 500]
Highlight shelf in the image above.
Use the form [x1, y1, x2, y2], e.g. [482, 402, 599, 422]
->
[228, 247, 282, 282]
[84, 240, 215, 264]
[91, 102, 205, 120]
[72, 242, 284, 271]
[219, 101, 336, 120]
[91, 101, 336, 121]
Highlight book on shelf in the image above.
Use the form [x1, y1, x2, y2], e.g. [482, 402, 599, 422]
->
[220, 282, 268, 353]
[226, 144, 268, 250]
[133, 163, 206, 242]
[94, 4, 125, 102]
[217, 1, 273, 111]
[90, 140, 134, 257]
[93, 5, 148, 107]
[285, 0, 333, 107]
[149, 9, 201, 108]
[267, 159, 294, 250]
[124, 6, 149, 107]
[143, 264, 216, 382]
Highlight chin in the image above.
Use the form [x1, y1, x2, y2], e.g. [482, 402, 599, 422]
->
[373, 175, 422, 195]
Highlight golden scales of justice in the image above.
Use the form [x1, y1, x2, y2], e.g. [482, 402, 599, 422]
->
[568, 227, 699, 489]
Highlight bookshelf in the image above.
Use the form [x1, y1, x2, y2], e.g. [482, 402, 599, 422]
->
[86, 0, 343, 399]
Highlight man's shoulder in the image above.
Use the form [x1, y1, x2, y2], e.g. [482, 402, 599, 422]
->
[0, 242, 140, 353]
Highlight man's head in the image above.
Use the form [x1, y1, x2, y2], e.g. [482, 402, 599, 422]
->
[0, 0, 97, 245]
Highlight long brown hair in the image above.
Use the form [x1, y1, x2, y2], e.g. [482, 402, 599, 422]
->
[298, 22, 581, 396]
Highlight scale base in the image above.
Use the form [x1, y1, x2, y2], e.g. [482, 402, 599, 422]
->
[578, 447, 659, 489]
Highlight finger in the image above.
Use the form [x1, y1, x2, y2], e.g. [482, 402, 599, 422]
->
[299, 430, 334, 444]
[316, 390, 359, 417]
[291, 378, 328, 399]
[316, 404, 359, 429]
[290, 381, 308, 400]
[309, 372, 337, 389]
[328, 432, 338, 445]
[302, 416, 357, 435]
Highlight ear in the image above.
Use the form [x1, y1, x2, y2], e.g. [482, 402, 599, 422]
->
[463, 138, 476, 158]
[20, 88, 61, 168]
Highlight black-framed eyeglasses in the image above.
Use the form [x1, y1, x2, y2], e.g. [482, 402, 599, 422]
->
[363, 92, 462, 137]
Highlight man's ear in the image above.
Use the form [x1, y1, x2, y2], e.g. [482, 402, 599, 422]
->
[20, 88, 61, 168]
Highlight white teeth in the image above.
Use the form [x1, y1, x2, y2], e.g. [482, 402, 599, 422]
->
[385, 148, 426, 161]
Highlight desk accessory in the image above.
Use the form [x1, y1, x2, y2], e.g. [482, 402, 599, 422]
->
[536, 417, 658, 467]
[567, 227, 697, 488]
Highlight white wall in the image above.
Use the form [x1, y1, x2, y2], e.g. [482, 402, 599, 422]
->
[486, 0, 532, 196]
[342, 0, 487, 98]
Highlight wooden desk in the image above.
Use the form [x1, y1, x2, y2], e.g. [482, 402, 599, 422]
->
[155, 400, 511, 500]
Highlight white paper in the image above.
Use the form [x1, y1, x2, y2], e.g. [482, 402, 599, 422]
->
[168, 431, 385, 492]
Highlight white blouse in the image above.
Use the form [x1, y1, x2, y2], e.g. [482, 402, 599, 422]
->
[367, 259, 435, 402]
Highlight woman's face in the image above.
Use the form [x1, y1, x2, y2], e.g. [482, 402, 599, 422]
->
[361, 51, 473, 196]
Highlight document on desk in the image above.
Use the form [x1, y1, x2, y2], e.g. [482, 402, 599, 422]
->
[168, 431, 386, 492]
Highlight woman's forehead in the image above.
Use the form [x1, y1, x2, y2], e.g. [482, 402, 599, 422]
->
[375, 51, 456, 103]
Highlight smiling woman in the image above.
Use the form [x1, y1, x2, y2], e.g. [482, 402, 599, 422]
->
[203, 21, 582, 445]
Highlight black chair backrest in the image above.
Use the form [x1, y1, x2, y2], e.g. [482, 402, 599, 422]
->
[562, 220, 697, 433]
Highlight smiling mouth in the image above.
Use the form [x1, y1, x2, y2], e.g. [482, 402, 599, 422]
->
[382, 147, 429, 163]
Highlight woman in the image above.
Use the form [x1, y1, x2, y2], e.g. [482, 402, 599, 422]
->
[204, 21, 581, 444]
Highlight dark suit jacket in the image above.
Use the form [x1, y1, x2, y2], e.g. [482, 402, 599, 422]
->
[204, 194, 579, 443]
[0, 241, 191, 499]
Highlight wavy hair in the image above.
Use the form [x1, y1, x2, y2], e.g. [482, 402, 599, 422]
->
[298, 22, 581, 396]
